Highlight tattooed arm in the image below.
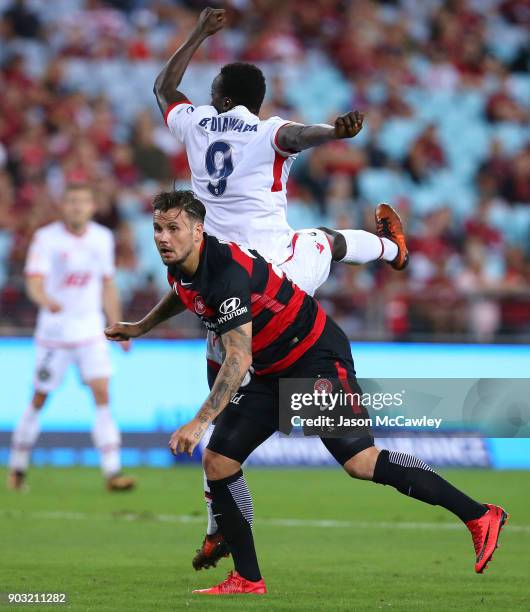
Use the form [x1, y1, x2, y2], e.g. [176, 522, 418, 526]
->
[169, 322, 252, 456]
[195, 323, 253, 427]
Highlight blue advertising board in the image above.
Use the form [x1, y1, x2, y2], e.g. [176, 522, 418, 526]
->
[1, 338, 529, 468]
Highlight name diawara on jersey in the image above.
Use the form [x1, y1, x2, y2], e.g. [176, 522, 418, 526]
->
[198, 116, 258, 133]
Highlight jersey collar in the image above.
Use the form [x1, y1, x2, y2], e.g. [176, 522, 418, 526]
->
[61, 221, 91, 238]
[226, 105, 258, 120]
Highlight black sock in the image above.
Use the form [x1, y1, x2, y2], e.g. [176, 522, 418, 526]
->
[373, 450, 486, 523]
[208, 469, 261, 582]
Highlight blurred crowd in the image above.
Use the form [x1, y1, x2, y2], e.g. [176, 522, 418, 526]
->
[0, 0, 529, 341]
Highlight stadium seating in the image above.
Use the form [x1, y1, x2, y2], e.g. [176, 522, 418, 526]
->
[1, 0, 529, 340]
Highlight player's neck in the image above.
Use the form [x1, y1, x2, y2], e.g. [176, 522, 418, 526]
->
[63, 222, 89, 237]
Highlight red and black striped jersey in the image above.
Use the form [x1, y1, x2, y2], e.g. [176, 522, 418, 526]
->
[167, 233, 327, 375]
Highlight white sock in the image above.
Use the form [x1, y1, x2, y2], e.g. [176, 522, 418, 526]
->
[9, 404, 41, 472]
[91, 405, 121, 478]
[204, 471, 218, 535]
[338, 230, 398, 264]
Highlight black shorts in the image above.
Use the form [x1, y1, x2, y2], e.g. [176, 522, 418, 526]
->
[207, 317, 374, 466]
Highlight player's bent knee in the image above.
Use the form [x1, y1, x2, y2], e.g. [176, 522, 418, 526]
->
[318, 227, 345, 261]
[343, 446, 380, 480]
[88, 378, 109, 405]
[202, 449, 241, 481]
[93, 391, 109, 405]
[32, 391, 47, 410]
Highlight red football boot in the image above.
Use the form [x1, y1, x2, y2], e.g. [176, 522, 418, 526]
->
[466, 503, 509, 573]
[375, 203, 409, 270]
[192, 570, 267, 595]
[192, 533, 231, 570]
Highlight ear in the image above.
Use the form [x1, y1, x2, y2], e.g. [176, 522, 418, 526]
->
[223, 97, 232, 111]
[194, 222, 204, 241]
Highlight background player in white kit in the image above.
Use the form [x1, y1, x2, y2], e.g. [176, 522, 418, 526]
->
[151, 7, 408, 568]
[7, 184, 135, 492]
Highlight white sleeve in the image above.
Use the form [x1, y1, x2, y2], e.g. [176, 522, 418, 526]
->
[268, 117, 302, 158]
[270, 117, 332, 157]
[164, 100, 196, 143]
[101, 231, 116, 278]
[25, 231, 52, 277]
[165, 102, 218, 145]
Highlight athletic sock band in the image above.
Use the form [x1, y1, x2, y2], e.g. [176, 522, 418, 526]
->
[9, 404, 41, 472]
[373, 450, 486, 522]
[208, 470, 261, 582]
[203, 471, 218, 535]
[91, 406, 121, 477]
[337, 230, 398, 264]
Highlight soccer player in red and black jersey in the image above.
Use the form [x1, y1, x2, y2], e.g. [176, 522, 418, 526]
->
[106, 190, 508, 595]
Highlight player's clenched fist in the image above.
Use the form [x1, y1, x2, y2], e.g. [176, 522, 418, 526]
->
[197, 7, 226, 37]
[169, 419, 205, 457]
[104, 321, 143, 341]
[333, 111, 364, 139]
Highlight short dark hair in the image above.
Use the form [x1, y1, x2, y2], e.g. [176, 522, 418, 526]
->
[219, 62, 266, 113]
[153, 190, 206, 223]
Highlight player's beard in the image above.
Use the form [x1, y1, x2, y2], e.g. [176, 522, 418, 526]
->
[174, 243, 194, 266]
[160, 241, 193, 267]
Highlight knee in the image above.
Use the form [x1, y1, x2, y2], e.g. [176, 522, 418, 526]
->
[318, 227, 345, 261]
[32, 391, 47, 410]
[202, 449, 241, 481]
[89, 379, 109, 405]
[343, 446, 380, 480]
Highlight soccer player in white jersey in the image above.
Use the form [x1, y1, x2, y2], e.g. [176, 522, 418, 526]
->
[7, 184, 135, 492]
[152, 7, 408, 567]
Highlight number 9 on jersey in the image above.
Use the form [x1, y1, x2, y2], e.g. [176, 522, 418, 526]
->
[205, 141, 234, 197]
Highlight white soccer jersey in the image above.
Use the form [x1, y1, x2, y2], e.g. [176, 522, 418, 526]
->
[25, 221, 115, 346]
[165, 101, 298, 263]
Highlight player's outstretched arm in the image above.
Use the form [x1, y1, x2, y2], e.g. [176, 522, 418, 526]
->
[105, 290, 185, 341]
[169, 323, 252, 456]
[276, 111, 364, 153]
[153, 7, 226, 117]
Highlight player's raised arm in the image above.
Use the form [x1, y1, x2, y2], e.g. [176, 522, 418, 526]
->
[153, 7, 226, 118]
[105, 290, 185, 341]
[169, 322, 252, 456]
[276, 111, 364, 154]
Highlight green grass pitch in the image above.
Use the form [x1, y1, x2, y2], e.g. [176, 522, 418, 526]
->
[1, 467, 529, 611]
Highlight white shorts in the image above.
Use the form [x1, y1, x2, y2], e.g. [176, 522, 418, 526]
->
[34, 338, 112, 393]
[279, 228, 332, 297]
[207, 228, 332, 367]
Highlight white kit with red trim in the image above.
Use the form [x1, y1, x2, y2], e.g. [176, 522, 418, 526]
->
[165, 101, 299, 264]
[25, 221, 115, 346]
